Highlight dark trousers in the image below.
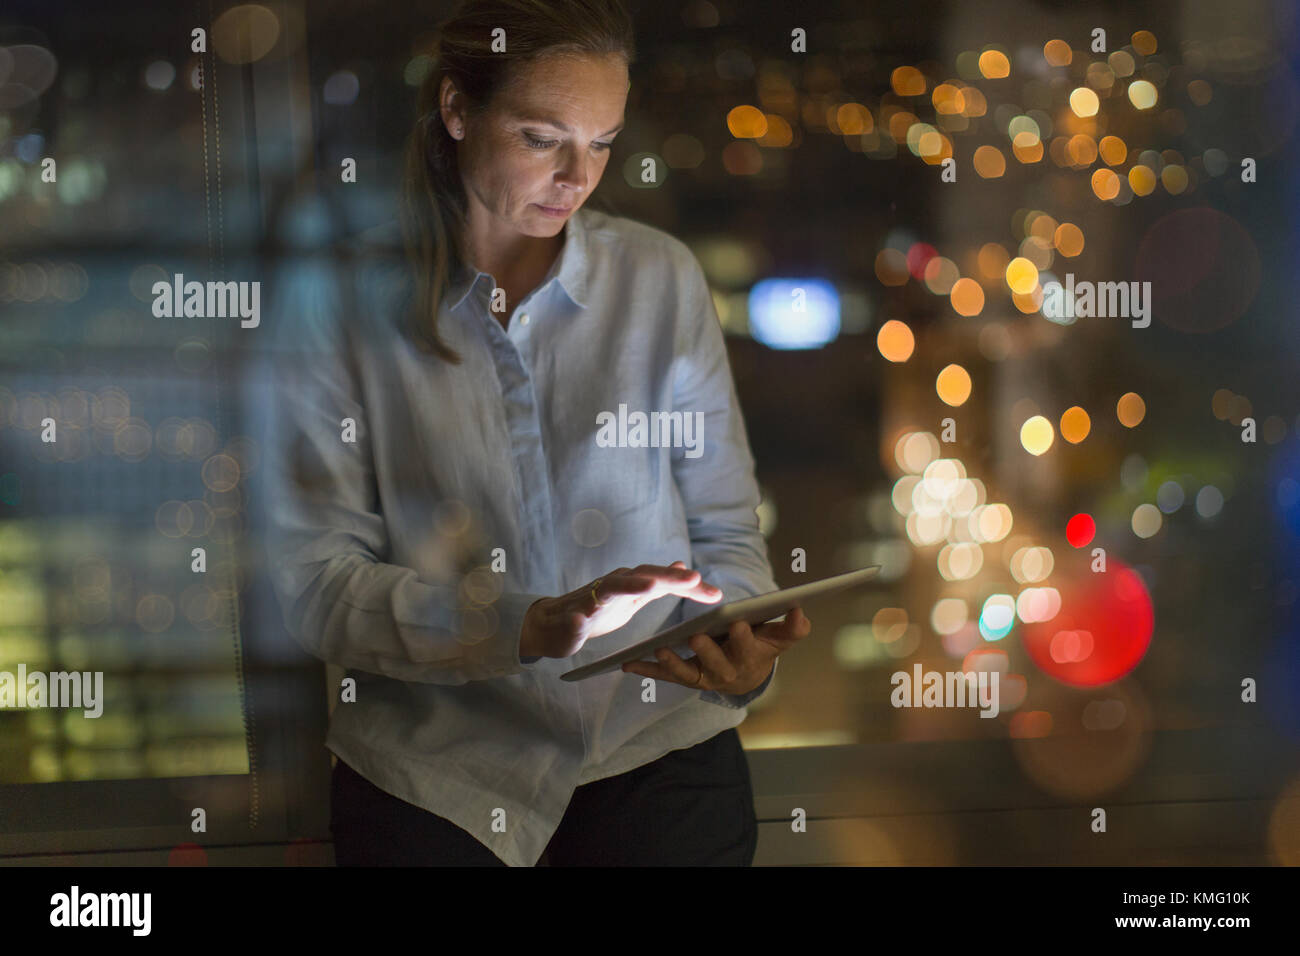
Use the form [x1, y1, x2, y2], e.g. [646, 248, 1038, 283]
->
[330, 727, 759, 866]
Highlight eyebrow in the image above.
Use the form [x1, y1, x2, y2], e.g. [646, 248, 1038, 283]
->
[519, 116, 625, 137]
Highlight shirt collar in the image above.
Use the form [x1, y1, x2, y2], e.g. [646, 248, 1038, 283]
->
[447, 206, 590, 313]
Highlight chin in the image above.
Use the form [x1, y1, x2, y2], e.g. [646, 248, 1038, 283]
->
[517, 221, 562, 239]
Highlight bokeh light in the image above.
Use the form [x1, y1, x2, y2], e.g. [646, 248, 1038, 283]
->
[1091, 168, 1120, 200]
[877, 320, 915, 363]
[895, 431, 939, 474]
[890, 66, 926, 97]
[1011, 546, 1055, 583]
[1098, 135, 1127, 166]
[1053, 223, 1084, 257]
[875, 248, 910, 286]
[726, 105, 767, 138]
[978, 243, 1010, 282]
[1069, 87, 1099, 117]
[979, 594, 1016, 640]
[1132, 30, 1158, 55]
[1043, 40, 1071, 67]
[1196, 486, 1225, 519]
[1117, 392, 1146, 428]
[1060, 406, 1091, 443]
[1021, 561, 1154, 687]
[1157, 480, 1185, 514]
[949, 277, 984, 316]
[1004, 257, 1038, 295]
[978, 50, 1010, 79]
[1131, 503, 1163, 538]
[973, 145, 1006, 178]
[212, 4, 281, 64]
[935, 364, 972, 406]
[1128, 79, 1158, 110]
[1066, 513, 1096, 548]
[1020, 415, 1054, 455]
[1128, 164, 1157, 196]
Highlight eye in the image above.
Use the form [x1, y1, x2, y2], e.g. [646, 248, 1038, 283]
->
[524, 133, 557, 149]
[592, 141, 613, 151]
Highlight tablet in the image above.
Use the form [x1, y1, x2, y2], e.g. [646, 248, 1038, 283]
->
[560, 565, 881, 682]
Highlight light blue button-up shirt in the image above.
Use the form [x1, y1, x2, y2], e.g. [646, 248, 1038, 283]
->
[253, 205, 778, 867]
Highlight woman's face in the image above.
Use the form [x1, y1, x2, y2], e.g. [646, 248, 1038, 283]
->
[445, 52, 628, 239]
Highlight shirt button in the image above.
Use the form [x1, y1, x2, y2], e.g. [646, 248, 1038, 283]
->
[519, 313, 530, 326]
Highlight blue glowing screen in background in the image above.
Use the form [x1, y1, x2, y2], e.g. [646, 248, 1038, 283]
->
[747, 278, 841, 350]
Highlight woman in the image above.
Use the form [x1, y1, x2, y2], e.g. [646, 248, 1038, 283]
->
[262, 0, 811, 866]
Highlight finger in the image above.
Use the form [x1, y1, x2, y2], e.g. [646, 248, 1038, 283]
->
[689, 633, 739, 684]
[755, 619, 801, 645]
[621, 655, 689, 683]
[724, 618, 763, 654]
[615, 566, 722, 604]
[636, 563, 722, 595]
[768, 607, 806, 636]
[634, 563, 703, 582]
[621, 659, 674, 681]
[784, 606, 811, 637]
[754, 607, 811, 645]
[653, 647, 709, 687]
[720, 619, 770, 669]
[598, 565, 695, 600]
[593, 573, 657, 603]
[679, 580, 724, 603]
[792, 606, 812, 636]
[655, 574, 723, 603]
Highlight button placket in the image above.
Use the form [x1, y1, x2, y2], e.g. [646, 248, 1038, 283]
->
[480, 309, 556, 592]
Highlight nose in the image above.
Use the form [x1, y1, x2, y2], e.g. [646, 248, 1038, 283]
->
[553, 144, 590, 195]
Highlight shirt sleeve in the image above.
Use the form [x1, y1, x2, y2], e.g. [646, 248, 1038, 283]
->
[669, 254, 780, 710]
[252, 254, 544, 685]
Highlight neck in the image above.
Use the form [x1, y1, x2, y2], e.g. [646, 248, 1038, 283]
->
[464, 208, 565, 288]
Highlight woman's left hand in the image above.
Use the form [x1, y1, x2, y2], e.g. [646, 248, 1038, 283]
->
[621, 607, 811, 695]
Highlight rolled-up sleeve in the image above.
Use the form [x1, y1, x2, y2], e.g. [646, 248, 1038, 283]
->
[253, 256, 544, 684]
[669, 255, 779, 709]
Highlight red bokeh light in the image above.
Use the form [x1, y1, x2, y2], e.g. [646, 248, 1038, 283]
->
[168, 842, 208, 866]
[1021, 559, 1153, 687]
[906, 242, 938, 279]
[1066, 512, 1095, 547]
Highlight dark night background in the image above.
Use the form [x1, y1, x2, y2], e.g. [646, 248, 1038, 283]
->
[1, 0, 1298, 865]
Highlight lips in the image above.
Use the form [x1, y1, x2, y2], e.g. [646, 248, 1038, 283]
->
[537, 204, 573, 212]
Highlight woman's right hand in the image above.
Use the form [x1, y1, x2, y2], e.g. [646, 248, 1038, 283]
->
[519, 561, 722, 659]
